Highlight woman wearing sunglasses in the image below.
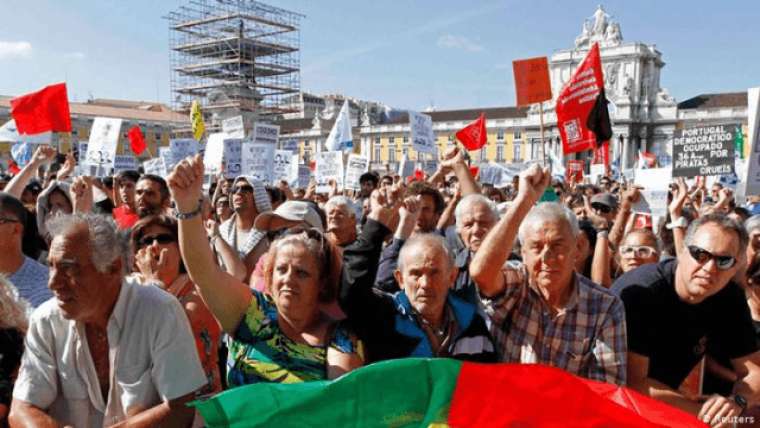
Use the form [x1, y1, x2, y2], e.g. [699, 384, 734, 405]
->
[129, 215, 223, 396]
[167, 156, 364, 387]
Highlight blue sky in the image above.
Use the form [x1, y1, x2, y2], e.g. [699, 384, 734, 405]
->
[0, 0, 757, 111]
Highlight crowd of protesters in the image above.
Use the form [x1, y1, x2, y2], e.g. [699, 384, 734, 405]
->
[1, 143, 760, 427]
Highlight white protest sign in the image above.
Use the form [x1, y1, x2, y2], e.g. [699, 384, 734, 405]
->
[222, 116, 245, 139]
[633, 167, 671, 220]
[222, 139, 243, 179]
[281, 139, 299, 153]
[240, 142, 275, 183]
[169, 139, 199, 165]
[297, 165, 311, 189]
[479, 163, 503, 186]
[203, 133, 227, 176]
[86, 117, 122, 168]
[143, 157, 166, 177]
[113, 155, 137, 173]
[159, 147, 177, 177]
[409, 111, 437, 155]
[744, 88, 760, 196]
[76, 142, 88, 164]
[315, 151, 343, 193]
[252, 123, 280, 145]
[590, 164, 606, 183]
[272, 150, 296, 184]
[397, 155, 415, 179]
[344, 154, 369, 190]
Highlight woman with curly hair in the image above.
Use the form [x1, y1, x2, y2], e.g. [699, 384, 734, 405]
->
[0, 274, 29, 423]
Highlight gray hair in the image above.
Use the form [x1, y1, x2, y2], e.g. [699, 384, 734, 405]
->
[398, 233, 455, 272]
[0, 273, 29, 332]
[324, 196, 356, 218]
[455, 194, 498, 230]
[46, 213, 129, 274]
[518, 202, 580, 245]
[685, 213, 748, 255]
[746, 215, 760, 235]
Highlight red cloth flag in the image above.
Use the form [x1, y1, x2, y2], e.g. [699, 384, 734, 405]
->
[7, 160, 20, 175]
[414, 168, 424, 181]
[10, 83, 72, 135]
[128, 126, 146, 155]
[556, 43, 608, 155]
[455, 113, 487, 151]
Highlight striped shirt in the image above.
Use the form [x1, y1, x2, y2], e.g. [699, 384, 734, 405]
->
[8, 257, 51, 308]
[481, 261, 627, 385]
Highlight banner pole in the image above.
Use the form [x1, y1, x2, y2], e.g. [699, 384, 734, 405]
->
[539, 102, 547, 166]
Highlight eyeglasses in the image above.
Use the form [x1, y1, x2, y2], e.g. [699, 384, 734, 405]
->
[137, 233, 175, 249]
[0, 217, 19, 225]
[232, 185, 253, 194]
[687, 245, 736, 271]
[591, 203, 612, 214]
[620, 245, 657, 258]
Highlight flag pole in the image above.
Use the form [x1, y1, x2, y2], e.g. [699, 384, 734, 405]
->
[539, 102, 547, 166]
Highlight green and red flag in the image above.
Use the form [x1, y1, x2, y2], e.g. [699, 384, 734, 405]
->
[192, 359, 704, 427]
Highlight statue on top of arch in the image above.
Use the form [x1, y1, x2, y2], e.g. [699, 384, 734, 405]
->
[574, 5, 623, 49]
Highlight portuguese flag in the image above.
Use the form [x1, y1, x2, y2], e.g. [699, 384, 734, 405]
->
[192, 359, 704, 427]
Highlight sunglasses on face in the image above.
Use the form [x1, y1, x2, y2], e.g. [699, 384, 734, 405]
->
[687, 245, 736, 271]
[620, 245, 657, 258]
[232, 185, 253, 194]
[137, 233, 175, 249]
[591, 203, 612, 214]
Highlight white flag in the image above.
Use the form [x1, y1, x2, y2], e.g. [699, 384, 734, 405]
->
[325, 100, 353, 152]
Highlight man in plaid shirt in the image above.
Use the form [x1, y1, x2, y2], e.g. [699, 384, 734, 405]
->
[470, 164, 627, 385]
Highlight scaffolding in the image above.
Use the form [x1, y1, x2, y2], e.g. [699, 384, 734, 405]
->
[166, 0, 302, 131]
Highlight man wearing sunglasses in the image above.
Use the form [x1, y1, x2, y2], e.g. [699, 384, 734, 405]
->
[218, 175, 272, 277]
[613, 214, 760, 425]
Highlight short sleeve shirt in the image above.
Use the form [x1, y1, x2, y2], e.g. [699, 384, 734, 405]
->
[611, 258, 758, 389]
[13, 278, 207, 427]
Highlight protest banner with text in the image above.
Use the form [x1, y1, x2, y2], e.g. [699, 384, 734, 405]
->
[672, 124, 737, 177]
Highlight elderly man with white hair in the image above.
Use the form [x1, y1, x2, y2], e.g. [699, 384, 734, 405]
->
[9, 213, 206, 427]
[324, 195, 358, 247]
[470, 164, 627, 385]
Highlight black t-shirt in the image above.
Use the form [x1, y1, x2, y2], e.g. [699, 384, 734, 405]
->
[611, 258, 758, 389]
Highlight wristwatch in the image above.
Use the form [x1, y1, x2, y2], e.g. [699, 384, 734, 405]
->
[173, 199, 203, 220]
[734, 394, 748, 412]
[666, 216, 688, 229]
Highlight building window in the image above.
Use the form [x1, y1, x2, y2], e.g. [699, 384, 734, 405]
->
[513, 141, 522, 161]
[403, 136, 408, 144]
[496, 144, 504, 162]
[479, 148, 487, 162]
[388, 146, 396, 162]
[402, 144, 410, 157]
[389, 136, 395, 146]
[514, 130, 522, 140]
[375, 137, 380, 145]
[497, 129, 505, 141]
[531, 140, 539, 160]
[374, 143, 381, 161]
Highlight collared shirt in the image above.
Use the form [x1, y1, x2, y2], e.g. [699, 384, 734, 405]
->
[13, 277, 206, 427]
[8, 256, 51, 308]
[481, 261, 627, 385]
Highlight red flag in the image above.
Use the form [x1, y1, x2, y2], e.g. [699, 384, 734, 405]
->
[633, 212, 653, 230]
[593, 141, 610, 173]
[7, 160, 20, 175]
[413, 168, 424, 181]
[128, 126, 146, 155]
[10, 83, 72, 135]
[556, 43, 607, 155]
[468, 165, 480, 179]
[455, 113, 487, 151]
[565, 160, 584, 183]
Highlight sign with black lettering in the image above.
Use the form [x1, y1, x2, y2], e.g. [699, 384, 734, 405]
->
[672, 124, 737, 177]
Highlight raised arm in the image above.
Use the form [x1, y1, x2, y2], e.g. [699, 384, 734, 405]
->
[609, 185, 638, 248]
[440, 147, 479, 196]
[668, 178, 689, 258]
[4, 145, 56, 198]
[168, 155, 251, 334]
[470, 164, 549, 297]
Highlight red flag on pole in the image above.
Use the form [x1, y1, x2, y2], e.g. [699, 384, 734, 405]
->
[455, 113, 487, 151]
[556, 43, 609, 155]
[10, 83, 72, 135]
[128, 125, 146, 155]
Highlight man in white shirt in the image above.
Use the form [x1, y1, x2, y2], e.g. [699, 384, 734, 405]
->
[10, 213, 206, 428]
